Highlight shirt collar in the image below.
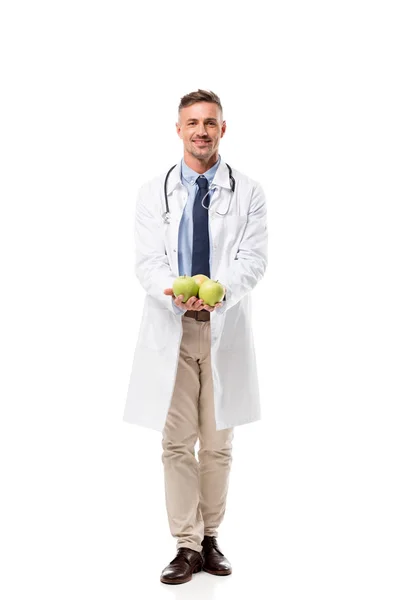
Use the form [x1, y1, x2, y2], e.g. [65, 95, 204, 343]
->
[165, 156, 231, 196]
[181, 154, 221, 187]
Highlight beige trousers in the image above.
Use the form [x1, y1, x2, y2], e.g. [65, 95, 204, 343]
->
[161, 314, 234, 553]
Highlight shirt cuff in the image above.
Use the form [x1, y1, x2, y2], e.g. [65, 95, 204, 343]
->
[171, 297, 186, 315]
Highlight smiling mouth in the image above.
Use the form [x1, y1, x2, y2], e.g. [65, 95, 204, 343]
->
[193, 140, 211, 144]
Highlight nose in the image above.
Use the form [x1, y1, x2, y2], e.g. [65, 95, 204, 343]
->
[196, 122, 207, 136]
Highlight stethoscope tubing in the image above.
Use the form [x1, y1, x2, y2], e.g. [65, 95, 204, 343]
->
[162, 162, 235, 224]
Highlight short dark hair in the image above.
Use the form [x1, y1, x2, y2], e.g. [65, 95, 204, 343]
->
[178, 89, 223, 119]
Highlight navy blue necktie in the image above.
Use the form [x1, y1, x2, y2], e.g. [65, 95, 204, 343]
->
[191, 175, 210, 278]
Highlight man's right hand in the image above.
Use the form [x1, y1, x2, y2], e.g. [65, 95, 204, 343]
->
[163, 288, 204, 311]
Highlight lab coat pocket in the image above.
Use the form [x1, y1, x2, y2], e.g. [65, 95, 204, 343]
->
[221, 215, 248, 259]
[218, 304, 243, 351]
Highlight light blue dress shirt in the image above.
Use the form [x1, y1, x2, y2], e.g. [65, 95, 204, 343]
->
[171, 154, 221, 315]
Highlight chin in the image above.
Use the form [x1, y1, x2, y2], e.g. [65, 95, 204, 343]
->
[191, 147, 213, 157]
[190, 151, 209, 160]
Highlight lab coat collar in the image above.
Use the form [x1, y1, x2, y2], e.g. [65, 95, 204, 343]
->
[212, 158, 232, 190]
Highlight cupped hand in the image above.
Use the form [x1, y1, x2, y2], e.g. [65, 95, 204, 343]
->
[163, 288, 223, 312]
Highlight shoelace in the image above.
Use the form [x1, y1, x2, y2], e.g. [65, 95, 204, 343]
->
[202, 536, 224, 556]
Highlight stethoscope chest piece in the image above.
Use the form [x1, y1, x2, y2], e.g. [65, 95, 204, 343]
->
[162, 212, 171, 225]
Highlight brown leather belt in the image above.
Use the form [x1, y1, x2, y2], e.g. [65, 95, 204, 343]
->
[183, 309, 210, 321]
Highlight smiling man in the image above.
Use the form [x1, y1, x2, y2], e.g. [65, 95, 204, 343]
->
[123, 89, 268, 585]
[178, 99, 226, 168]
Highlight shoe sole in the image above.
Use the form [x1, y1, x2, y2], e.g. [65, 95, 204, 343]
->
[160, 565, 202, 585]
[202, 566, 232, 576]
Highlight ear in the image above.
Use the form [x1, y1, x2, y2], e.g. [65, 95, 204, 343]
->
[176, 122, 182, 139]
[220, 120, 227, 138]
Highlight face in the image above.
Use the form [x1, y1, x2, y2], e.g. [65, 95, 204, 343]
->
[176, 102, 226, 163]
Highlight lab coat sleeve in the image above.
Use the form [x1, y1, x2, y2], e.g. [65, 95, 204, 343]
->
[216, 181, 268, 314]
[134, 186, 181, 314]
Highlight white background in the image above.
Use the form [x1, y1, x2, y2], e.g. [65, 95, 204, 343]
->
[1, 1, 399, 598]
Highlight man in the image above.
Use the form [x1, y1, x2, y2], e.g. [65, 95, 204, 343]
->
[123, 89, 268, 585]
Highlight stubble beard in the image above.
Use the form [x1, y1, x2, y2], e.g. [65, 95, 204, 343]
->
[188, 140, 217, 163]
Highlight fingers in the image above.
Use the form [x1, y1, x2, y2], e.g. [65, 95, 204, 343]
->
[173, 295, 204, 311]
[202, 304, 214, 312]
[202, 302, 222, 312]
[186, 296, 204, 310]
[171, 294, 222, 312]
[164, 288, 173, 295]
[174, 295, 199, 309]
[185, 297, 222, 312]
[192, 298, 205, 311]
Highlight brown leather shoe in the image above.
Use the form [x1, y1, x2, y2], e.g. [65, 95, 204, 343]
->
[201, 536, 232, 575]
[160, 547, 204, 585]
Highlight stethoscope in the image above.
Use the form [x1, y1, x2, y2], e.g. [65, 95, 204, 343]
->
[162, 162, 235, 224]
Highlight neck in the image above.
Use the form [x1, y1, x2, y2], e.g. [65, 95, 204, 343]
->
[183, 150, 219, 174]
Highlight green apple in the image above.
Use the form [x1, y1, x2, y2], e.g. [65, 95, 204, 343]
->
[192, 274, 210, 290]
[172, 275, 199, 303]
[198, 279, 225, 306]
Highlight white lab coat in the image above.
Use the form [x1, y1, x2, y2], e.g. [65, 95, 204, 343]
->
[123, 158, 268, 431]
